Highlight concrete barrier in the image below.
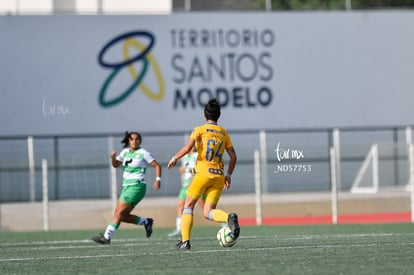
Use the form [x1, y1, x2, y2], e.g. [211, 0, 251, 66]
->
[0, 192, 410, 232]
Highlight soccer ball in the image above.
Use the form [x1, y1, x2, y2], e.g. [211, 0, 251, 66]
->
[216, 226, 237, 247]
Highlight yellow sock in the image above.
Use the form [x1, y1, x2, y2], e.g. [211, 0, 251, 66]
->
[208, 209, 228, 223]
[181, 212, 193, 241]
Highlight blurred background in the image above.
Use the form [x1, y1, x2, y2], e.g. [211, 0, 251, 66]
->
[1, 0, 414, 14]
[1, 0, 414, 231]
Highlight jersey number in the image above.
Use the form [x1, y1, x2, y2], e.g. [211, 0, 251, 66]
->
[206, 139, 223, 162]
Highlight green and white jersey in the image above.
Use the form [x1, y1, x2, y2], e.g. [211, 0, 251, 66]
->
[116, 147, 155, 186]
[182, 152, 198, 187]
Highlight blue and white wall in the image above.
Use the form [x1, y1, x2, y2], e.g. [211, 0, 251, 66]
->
[1, 11, 414, 136]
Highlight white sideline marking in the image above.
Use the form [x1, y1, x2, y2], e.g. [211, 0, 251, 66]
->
[2, 233, 414, 262]
[0, 238, 164, 247]
[2, 232, 413, 247]
[2, 243, 414, 262]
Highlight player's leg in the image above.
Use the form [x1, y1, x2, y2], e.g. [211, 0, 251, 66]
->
[202, 178, 228, 223]
[198, 192, 227, 227]
[92, 184, 151, 244]
[180, 196, 197, 241]
[197, 192, 206, 209]
[175, 175, 205, 250]
[204, 177, 240, 239]
[91, 198, 123, 244]
[91, 198, 130, 244]
[126, 184, 153, 237]
[175, 198, 196, 250]
[169, 186, 186, 237]
[119, 184, 153, 237]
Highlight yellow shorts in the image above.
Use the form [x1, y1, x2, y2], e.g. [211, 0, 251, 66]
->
[186, 174, 225, 205]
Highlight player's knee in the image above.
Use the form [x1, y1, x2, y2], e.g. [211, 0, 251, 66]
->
[184, 199, 197, 209]
[114, 209, 122, 217]
[116, 212, 126, 221]
[116, 208, 130, 221]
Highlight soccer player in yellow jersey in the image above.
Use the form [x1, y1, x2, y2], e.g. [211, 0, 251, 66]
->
[167, 98, 239, 250]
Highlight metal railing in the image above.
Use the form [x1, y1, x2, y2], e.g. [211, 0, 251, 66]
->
[0, 125, 412, 203]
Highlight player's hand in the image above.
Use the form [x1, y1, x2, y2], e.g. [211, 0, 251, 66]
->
[153, 180, 160, 191]
[224, 176, 231, 190]
[167, 156, 177, 169]
[110, 150, 117, 158]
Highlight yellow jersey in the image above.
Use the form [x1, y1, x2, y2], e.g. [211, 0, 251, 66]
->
[190, 122, 233, 178]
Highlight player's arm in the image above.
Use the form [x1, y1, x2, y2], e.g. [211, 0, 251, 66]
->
[150, 160, 162, 190]
[167, 139, 196, 169]
[224, 146, 237, 190]
[110, 150, 122, 168]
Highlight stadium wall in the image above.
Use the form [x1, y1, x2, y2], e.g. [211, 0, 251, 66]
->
[1, 11, 414, 136]
[1, 12, 414, 203]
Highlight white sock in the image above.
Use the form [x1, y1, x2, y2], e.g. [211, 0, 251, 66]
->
[138, 217, 147, 225]
[103, 224, 117, 240]
[176, 216, 181, 231]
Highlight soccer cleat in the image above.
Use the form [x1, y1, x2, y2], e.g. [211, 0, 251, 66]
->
[227, 213, 240, 240]
[91, 233, 110, 244]
[144, 218, 154, 238]
[168, 230, 181, 237]
[173, 240, 191, 250]
[173, 240, 183, 249]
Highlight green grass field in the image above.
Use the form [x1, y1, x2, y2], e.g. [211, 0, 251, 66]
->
[1, 224, 414, 274]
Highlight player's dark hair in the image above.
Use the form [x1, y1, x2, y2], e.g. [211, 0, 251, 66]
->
[204, 98, 221, 122]
[121, 131, 141, 148]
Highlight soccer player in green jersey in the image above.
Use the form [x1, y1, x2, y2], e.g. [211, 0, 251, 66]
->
[167, 98, 239, 250]
[92, 131, 162, 244]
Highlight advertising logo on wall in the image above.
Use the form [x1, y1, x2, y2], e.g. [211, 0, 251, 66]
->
[97, 31, 165, 108]
[3, 12, 411, 136]
[97, 28, 276, 111]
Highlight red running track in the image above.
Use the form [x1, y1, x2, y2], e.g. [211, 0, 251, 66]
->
[239, 212, 412, 225]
